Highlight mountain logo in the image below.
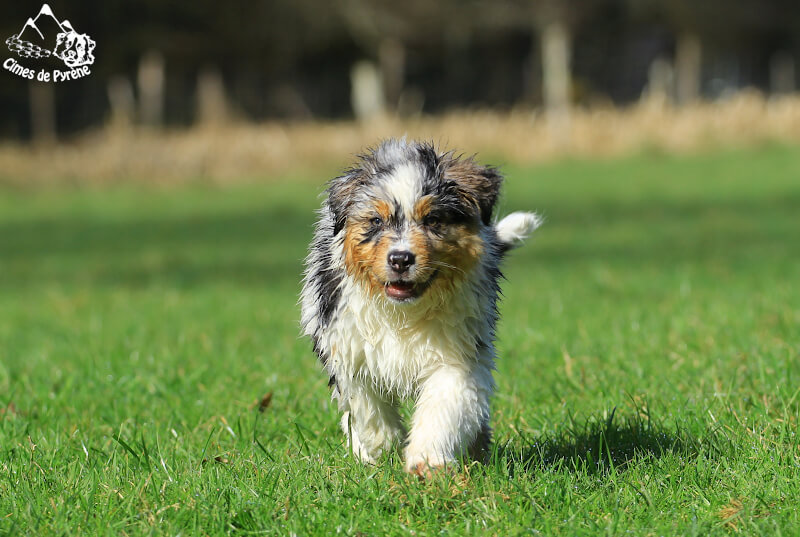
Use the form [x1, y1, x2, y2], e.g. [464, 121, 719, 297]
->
[6, 3, 95, 68]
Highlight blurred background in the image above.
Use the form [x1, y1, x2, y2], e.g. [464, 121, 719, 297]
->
[1, 0, 800, 183]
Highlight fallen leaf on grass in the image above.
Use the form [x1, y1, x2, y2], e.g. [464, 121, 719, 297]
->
[202, 454, 232, 465]
[257, 392, 273, 413]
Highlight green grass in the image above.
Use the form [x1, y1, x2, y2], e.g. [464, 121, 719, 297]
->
[1, 145, 799, 535]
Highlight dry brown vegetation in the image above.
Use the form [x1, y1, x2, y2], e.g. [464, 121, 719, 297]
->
[2, 90, 800, 186]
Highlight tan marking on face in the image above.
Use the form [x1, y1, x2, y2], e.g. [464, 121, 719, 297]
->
[412, 196, 433, 222]
[412, 196, 484, 290]
[343, 197, 486, 300]
[407, 226, 432, 276]
[425, 222, 484, 293]
[342, 206, 396, 296]
[374, 200, 392, 221]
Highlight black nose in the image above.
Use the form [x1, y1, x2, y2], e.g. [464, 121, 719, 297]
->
[388, 250, 415, 273]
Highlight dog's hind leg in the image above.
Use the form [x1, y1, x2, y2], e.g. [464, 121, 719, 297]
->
[338, 381, 405, 464]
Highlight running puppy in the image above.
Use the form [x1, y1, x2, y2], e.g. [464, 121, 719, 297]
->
[301, 139, 540, 476]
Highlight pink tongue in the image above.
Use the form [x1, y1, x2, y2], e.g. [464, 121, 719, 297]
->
[386, 282, 415, 299]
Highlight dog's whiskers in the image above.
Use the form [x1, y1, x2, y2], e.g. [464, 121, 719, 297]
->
[430, 260, 465, 275]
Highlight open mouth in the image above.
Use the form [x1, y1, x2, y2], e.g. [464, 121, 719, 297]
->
[385, 280, 417, 301]
[384, 271, 438, 302]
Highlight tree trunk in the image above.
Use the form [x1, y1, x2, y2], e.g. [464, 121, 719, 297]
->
[643, 56, 674, 103]
[675, 33, 701, 105]
[196, 67, 230, 125]
[107, 76, 135, 131]
[350, 60, 385, 122]
[138, 50, 165, 126]
[541, 19, 571, 140]
[379, 39, 405, 114]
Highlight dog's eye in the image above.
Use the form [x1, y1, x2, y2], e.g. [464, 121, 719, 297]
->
[370, 217, 383, 228]
[424, 215, 440, 228]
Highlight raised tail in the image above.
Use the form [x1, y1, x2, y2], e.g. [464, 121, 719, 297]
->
[494, 211, 542, 252]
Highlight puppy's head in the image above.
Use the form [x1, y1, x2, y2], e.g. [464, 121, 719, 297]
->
[327, 139, 501, 304]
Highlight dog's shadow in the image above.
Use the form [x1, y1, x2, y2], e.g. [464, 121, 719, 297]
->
[495, 407, 709, 476]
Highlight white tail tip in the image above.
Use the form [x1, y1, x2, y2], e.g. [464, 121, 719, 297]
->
[494, 211, 542, 249]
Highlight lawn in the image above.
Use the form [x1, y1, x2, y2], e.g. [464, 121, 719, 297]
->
[1, 145, 799, 536]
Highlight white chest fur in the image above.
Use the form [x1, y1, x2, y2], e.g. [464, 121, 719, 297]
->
[324, 276, 493, 400]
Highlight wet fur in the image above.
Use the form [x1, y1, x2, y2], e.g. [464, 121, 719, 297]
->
[301, 139, 539, 476]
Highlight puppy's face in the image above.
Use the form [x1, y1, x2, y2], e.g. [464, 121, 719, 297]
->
[329, 141, 501, 303]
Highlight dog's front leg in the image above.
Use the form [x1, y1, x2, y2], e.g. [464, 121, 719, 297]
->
[404, 364, 493, 476]
[337, 380, 405, 464]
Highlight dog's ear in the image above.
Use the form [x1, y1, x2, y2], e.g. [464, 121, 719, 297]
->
[445, 158, 503, 225]
[326, 168, 367, 236]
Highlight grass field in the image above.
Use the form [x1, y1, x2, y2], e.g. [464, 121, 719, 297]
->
[1, 145, 799, 535]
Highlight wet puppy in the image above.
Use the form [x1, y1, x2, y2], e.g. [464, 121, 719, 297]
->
[301, 139, 540, 476]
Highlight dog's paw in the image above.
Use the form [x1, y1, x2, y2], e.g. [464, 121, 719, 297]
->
[404, 451, 451, 478]
[407, 459, 467, 481]
[408, 461, 436, 479]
